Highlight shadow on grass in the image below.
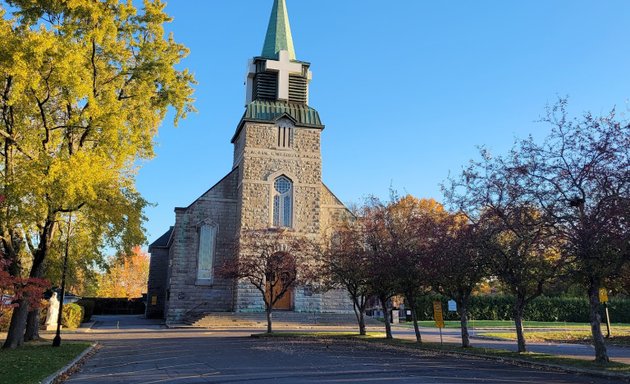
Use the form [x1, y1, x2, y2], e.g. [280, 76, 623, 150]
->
[0, 340, 91, 384]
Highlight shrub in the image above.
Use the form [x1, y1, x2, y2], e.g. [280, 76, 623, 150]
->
[39, 300, 49, 329]
[0, 306, 13, 332]
[76, 299, 95, 323]
[62, 303, 84, 329]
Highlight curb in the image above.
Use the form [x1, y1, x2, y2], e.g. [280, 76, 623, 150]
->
[40, 343, 98, 384]
[77, 321, 97, 332]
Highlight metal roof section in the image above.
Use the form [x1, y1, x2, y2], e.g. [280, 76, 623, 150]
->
[232, 100, 324, 143]
[261, 0, 296, 61]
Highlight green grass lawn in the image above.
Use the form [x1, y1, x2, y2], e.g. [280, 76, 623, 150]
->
[410, 320, 630, 329]
[255, 332, 630, 376]
[481, 329, 630, 347]
[0, 341, 91, 384]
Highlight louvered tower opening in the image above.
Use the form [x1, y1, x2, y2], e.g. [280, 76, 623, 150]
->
[288, 75, 307, 104]
[251, 58, 309, 104]
[254, 72, 278, 100]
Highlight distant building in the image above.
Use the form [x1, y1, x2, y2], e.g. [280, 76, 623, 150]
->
[147, 0, 353, 323]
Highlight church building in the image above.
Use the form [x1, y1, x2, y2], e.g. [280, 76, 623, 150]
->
[147, 0, 353, 323]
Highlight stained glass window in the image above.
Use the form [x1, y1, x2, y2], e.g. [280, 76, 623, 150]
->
[273, 176, 293, 227]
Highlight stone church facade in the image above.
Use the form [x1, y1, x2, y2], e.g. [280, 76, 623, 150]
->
[147, 0, 353, 323]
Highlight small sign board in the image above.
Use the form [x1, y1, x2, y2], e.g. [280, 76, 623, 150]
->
[448, 300, 457, 312]
[599, 288, 609, 303]
[433, 301, 445, 328]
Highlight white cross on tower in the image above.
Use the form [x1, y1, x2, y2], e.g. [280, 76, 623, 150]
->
[265, 50, 303, 101]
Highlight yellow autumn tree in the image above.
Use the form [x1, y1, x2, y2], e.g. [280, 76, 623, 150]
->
[97, 247, 150, 299]
[0, 0, 195, 348]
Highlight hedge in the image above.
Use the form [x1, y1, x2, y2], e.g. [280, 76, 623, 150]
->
[414, 294, 630, 323]
[83, 297, 145, 315]
[76, 299, 95, 323]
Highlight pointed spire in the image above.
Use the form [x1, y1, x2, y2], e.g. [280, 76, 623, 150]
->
[261, 0, 296, 61]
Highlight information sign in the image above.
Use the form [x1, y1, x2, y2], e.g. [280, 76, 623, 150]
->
[433, 301, 445, 328]
[599, 288, 609, 303]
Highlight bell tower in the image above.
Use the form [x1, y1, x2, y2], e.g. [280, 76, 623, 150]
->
[233, 0, 326, 311]
[245, 0, 312, 105]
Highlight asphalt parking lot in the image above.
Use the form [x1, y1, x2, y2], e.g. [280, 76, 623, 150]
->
[63, 316, 619, 384]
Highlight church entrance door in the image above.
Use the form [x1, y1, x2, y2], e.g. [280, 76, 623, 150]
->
[273, 285, 293, 310]
[266, 272, 293, 311]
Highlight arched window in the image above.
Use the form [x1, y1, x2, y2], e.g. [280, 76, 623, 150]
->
[273, 176, 293, 228]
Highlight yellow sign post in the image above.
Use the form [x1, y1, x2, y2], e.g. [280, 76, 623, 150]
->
[433, 301, 445, 328]
[433, 301, 445, 345]
[599, 288, 609, 303]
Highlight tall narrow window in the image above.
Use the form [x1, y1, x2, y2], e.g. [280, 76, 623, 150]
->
[277, 126, 292, 148]
[273, 176, 293, 228]
[197, 223, 217, 283]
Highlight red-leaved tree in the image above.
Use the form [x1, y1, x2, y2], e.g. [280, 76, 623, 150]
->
[322, 220, 372, 335]
[0, 258, 49, 331]
[514, 100, 630, 362]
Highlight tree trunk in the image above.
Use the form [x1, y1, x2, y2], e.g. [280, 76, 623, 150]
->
[24, 256, 47, 341]
[405, 293, 421, 343]
[513, 295, 527, 353]
[24, 310, 41, 342]
[2, 299, 29, 349]
[266, 308, 273, 334]
[379, 295, 392, 339]
[411, 306, 422, 343]
[458, 298, 471, 348]
[588, 281, 609, 363]
[23, 222, 55, 342]
[352, 299, 367, 336]
[358, 311, 366, 336]
[3, 236, 49, 346]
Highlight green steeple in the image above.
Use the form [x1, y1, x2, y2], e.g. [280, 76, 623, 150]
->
[261, 0, 296, 61]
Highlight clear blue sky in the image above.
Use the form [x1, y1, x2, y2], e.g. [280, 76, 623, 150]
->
[139, 0, 630, 243]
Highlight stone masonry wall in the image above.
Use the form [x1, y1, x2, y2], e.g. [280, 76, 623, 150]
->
[237, 121, 322, 233]
[165, 169, 240, 324]
[146, 246, 169, 318]
[320, 184, 353, 237]
[235, 121, 323, 311]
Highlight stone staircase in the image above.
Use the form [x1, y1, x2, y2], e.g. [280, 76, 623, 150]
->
[184, 312, 381, 329]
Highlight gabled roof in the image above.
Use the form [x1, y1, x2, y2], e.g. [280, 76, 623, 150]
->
[261, 0, 296, 60]
[149, 227, 174, 250]
[176, 167, 239, 211]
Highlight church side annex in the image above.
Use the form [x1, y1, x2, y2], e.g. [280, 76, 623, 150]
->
[147, 0, 353, 323]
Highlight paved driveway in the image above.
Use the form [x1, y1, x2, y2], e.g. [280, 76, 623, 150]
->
[63, 316, 620, 384]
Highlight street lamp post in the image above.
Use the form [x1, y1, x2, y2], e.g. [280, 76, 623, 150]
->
[52, 214, 72, 347]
